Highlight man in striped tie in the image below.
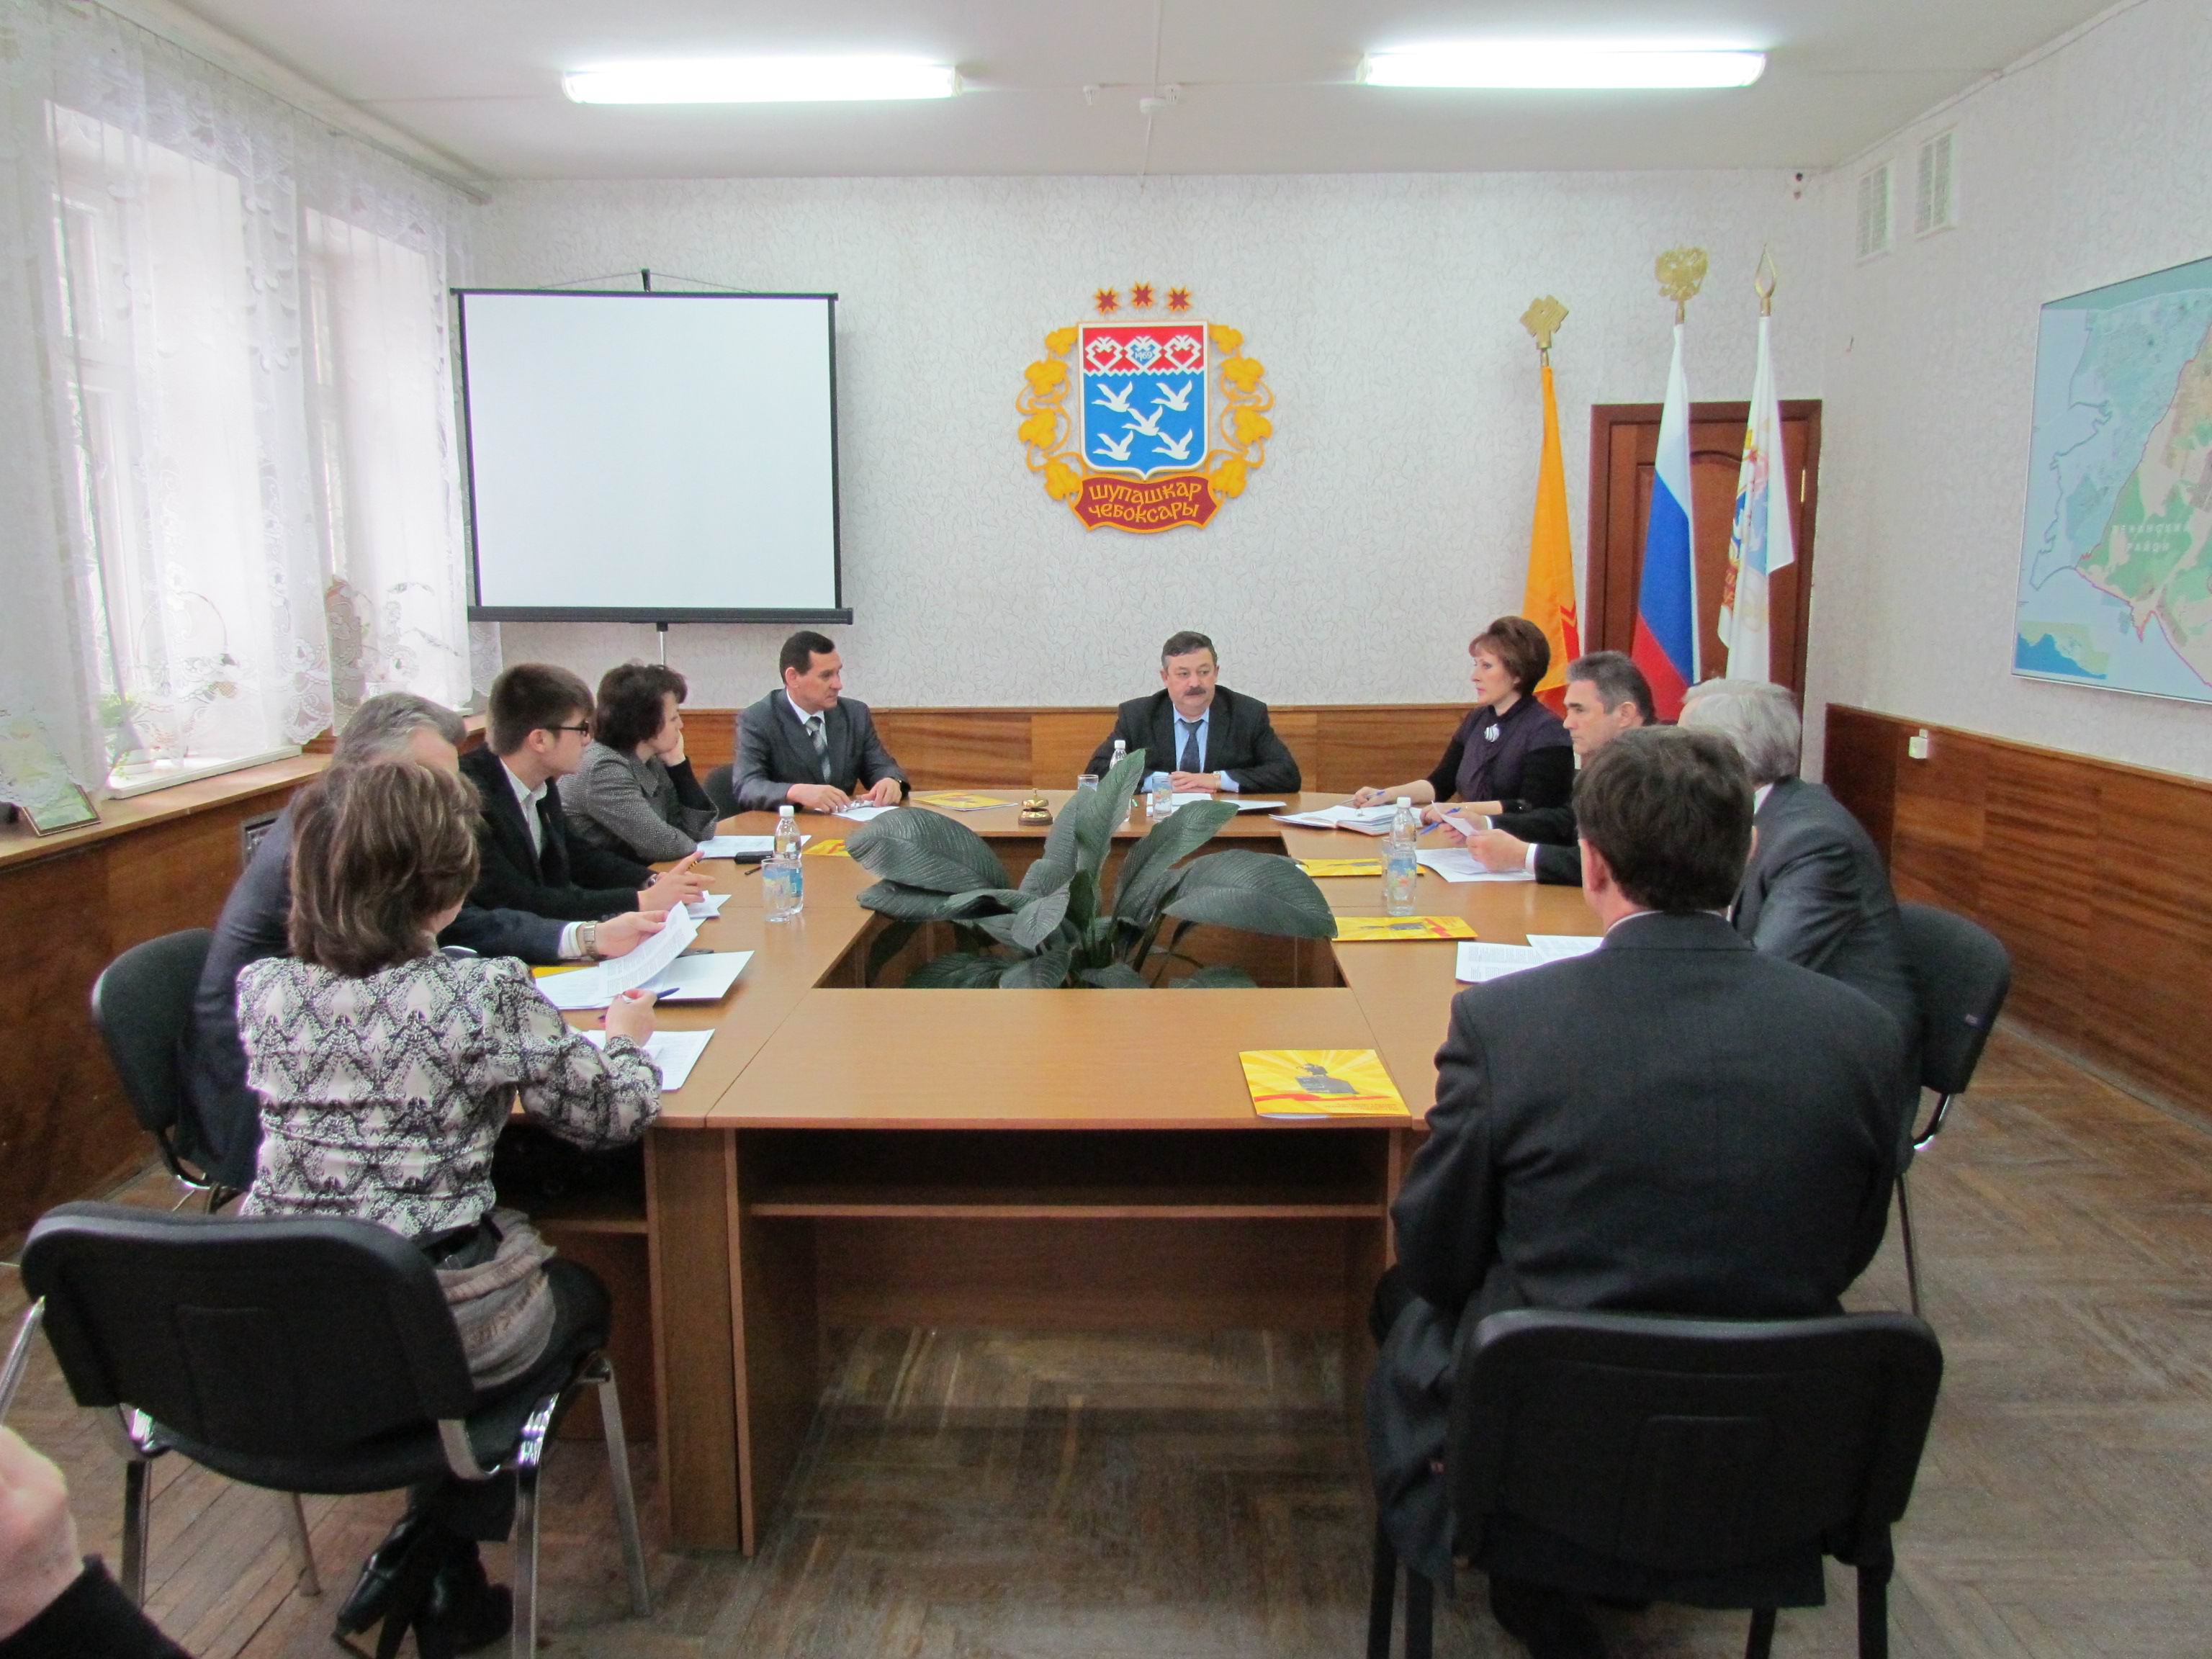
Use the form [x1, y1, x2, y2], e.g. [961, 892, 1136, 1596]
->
[732, 631, 908, 814]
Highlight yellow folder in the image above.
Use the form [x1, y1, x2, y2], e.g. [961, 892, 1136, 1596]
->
[1296, 858, 1384, 877]
[804, 839, 853, 857]
[912, 791, 1010, 811]
[1241, 1050, 1408, 1118]
[1331, 915, 1480, 942]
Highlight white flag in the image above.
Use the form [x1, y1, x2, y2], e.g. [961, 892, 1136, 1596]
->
[1718, 314, 1797, 682]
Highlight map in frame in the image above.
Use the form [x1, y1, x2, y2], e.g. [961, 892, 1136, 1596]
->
[2013, 254, 2212, 705]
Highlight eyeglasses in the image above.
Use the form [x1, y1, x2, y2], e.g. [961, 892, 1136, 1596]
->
[545, 721, 593, 737]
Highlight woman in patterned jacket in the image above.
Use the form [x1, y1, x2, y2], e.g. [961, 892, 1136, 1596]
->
[237, 760, 661, 1659]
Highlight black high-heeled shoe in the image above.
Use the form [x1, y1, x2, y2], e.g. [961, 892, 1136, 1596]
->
[410, 1542, 513, 1659]
[333, 1509, 438, 1639]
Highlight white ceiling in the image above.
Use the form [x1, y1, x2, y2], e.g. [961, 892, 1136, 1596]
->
[167, 0, 2116, 181]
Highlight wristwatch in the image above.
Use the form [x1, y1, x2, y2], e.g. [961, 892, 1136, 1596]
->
[578, 920, 599, 960]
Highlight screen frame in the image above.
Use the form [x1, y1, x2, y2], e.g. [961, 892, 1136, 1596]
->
[453, 287, 852, 624]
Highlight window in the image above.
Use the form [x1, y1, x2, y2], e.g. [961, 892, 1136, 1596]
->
[1914, 129, 1957, 236]
[1856, 161, 1894, 261]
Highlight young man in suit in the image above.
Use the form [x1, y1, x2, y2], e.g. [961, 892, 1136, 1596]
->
[1085, 631, 1302, 794]
[1367, 727, 1907, 1658]
[1455, 651, 1654, 885]
[732, 631, 908, 814]
[459, 665, 711, 922]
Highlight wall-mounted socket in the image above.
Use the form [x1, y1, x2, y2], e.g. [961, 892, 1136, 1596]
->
[1907, 729, 1931, 761]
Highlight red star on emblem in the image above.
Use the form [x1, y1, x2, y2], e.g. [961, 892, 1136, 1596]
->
[1165, 287, 1192, 312]
[1094, 287, 1120, 315]
[1129, 283, 1155, 309]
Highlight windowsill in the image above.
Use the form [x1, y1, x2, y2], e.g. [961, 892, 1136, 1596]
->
[106, 745, 303, 799]
[0, 749, 329, 871]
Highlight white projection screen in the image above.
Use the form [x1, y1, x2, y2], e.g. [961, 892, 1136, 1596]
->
[457, 289, 847, 621]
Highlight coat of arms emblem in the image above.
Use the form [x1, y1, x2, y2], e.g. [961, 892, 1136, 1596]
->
[1017, 287, 1274, 532]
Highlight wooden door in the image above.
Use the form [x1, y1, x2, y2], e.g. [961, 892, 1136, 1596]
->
[1585, 401, 1821, 700]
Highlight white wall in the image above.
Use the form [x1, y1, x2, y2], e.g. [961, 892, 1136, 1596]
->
[1804, 0, 2212, 781]
[474, 171, 1820, 711]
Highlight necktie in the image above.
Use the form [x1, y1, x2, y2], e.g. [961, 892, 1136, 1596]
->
[1178, 719, 1202, 775]
[806, 714, 832, 781]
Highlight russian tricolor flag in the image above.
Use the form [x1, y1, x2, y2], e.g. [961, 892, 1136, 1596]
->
[1633, 323, 1699, 719]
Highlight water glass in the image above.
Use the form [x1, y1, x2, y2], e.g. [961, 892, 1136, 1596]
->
[1148, 782, 1175, 822]
[1076, 773, 1099, 793]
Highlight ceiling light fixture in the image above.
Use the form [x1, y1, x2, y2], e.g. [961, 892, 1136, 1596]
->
[1360, 44, 1766, 91]
[562, 56, 961, 105]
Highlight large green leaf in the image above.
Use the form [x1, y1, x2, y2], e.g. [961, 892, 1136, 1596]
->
[1174, 964, 1257, 989]
[907, 950, 1012, 988]
[970, 886, 1073, 953]
[1112, 799, 1238, 923]
[1067, 747, 1148, 883]
[999, 943, 1074, 988]
[1161, 849, 1339, 939]
[1077, 962, 1148, 989]
[848, 809, 1010, 895]
[856, 881, 958, 922]
[865, 920, 920, 985]
[939, 886, 1030, 917]
[1020, 806, 1083, 896]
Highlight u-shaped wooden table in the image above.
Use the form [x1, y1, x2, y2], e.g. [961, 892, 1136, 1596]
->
[574, 791, 1601, 1553]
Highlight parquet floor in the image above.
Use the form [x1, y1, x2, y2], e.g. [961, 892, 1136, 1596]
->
[6, 1025, 2210, 1657]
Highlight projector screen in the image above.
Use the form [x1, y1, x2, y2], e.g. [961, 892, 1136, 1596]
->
[456, 289, 847, 622]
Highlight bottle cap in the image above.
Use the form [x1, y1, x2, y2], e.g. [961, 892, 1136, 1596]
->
[1397, 796, 1411, 807]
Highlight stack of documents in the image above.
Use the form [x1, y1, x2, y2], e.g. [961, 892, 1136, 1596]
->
[698, 832, 804, 860]
[1455, 933, 1604, 983]
[1416, 848, 1534, 884]
[1272, 803, 1398, 834]
[539, 950, 753, 1011]
[583, 1029, 715, 1091]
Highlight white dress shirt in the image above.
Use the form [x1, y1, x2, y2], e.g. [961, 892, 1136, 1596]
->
[1143, 703, 1240, 793]
[502, 759, 590, 960]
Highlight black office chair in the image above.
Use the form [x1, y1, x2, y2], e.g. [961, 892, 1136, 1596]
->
[21, 1202, 650, 1657]
[1895, 903, 2012, 1315]
[1369, 1308, 1943, 1659]
[703, 763, 738, 819]
[89, 928, 236, 1207]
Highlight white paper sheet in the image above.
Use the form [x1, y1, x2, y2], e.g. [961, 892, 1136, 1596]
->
[1416, 848, 1534, 884]
[1228, 799, 1286, 813]
[1455, 943, 1543, 983]
[685, 891, 729, 920]
[834, 802, 899, 822]
[1528, 933, 1602, 962]
[1272, 803, 1398, 834]
[698, 832, 810, 859]
[585, 1028, 715, 1091]
[535, 948, 753, 1011]
[600, 898, 698, 997]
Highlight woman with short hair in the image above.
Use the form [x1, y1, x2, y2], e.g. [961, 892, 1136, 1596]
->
[237, 761, 661, 1657]
[560, 662, 721, 863]
[1353, 615, 1574, 819]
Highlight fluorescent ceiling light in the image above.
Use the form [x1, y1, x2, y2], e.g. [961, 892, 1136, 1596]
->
[1361, 45, 1766, 90]
[562, 57, 960, 105]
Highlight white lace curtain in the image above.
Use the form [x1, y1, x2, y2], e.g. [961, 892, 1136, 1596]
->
[0, 0, 477, 793]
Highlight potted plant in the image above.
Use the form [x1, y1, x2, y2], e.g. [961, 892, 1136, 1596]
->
[846, 749, 1336, 987]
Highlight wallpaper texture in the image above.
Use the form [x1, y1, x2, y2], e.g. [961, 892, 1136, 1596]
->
[473, 171, 1822, 710]
[1804, 0, 2212, 780]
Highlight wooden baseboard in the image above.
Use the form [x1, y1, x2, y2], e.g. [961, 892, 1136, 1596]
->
[1822, 705, 2212, 1112]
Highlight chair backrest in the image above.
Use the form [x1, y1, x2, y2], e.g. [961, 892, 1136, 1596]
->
[22, 1202, 477, 1455]
[1449, 1309, 1942, 1576]
[89, 929, 213, 1136]
[1897, 902, 2010, 1097]
[703, 763, 738, 819]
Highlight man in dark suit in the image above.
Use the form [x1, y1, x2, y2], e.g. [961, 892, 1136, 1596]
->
[1367, 728, 1906, 1658]
[732, 631, 908, 814]
[179, 692, 670, 1189]
[1457, 651, 1653, 884]
[1085, 631, 1301, 793]
[1680, 680, 1921, 1066]
[460, 664, 711, 922]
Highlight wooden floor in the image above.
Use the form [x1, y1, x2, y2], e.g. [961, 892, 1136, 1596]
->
[7, 1025, 2211, 1657]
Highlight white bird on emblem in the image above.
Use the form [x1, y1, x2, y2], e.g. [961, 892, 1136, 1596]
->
[1094, 429, 1136, 462]
[1154, 427, 1195, 462]
[1094, 380, 1135, 413]
[1152, 382, 1192, 413]
[1123, 405, 1165, 439]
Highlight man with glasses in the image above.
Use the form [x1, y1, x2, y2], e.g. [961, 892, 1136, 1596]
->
[459, 664, 711, 923]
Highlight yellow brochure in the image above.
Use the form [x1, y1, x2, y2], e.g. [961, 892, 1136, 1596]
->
[1241, 1050, 1409, 1119]
[1297, 858, 1384, 878]
[1331, 915, 1480, 942]
[531, 964, 588, 977]
[912, 791, 1010, 811]
[804, 839, 853, 857]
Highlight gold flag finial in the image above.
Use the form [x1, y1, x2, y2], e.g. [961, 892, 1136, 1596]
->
[1521, 295, 1568, 359]
[1655, 246, 1709, 323]
[1753, 246, 1779, 317]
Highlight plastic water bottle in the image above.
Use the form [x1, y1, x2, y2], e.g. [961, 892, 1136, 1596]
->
[1383, 796, 1419, 916]
[1110, 738, 1128, 773]
[765, 804, 804, 921]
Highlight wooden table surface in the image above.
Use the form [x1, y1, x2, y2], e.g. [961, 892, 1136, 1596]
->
[621, 790, 1604, 1128]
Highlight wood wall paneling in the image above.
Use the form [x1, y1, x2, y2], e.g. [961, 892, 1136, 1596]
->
[1822, 706, 2212, 1116]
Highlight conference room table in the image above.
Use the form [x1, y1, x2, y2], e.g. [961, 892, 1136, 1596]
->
[562, 791, 1602, 1552]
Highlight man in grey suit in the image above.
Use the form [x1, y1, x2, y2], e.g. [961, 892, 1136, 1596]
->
[1367, 728, 1905, 1658]
[733, 630, 908, 814]
[1085, 630, 1301, 793]
[1680, 679, 1920, 1064]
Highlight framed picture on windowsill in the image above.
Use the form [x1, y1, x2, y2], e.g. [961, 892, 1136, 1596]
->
[0, 714, 100, 835]
[21, 778, 99, 835]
